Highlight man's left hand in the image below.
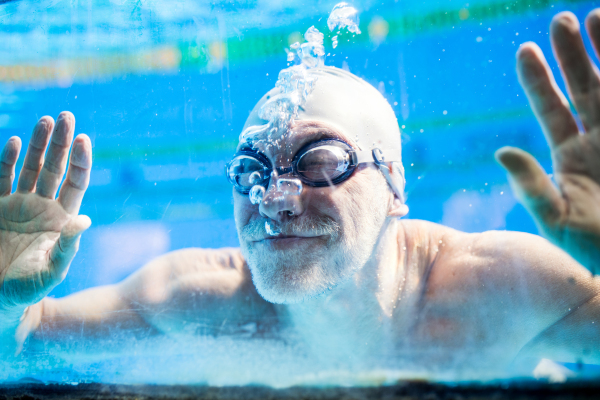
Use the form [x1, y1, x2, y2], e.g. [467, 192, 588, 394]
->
[497, 10, 600, 274]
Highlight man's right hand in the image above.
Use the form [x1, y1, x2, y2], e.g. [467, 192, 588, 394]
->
[0, 112, 91, 324]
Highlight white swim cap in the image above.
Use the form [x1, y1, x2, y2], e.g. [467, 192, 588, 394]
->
[243, 66, 405, 201]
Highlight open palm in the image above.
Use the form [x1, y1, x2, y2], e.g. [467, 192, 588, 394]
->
[0, 112, 91, 311]
[497, 11, 600, 273]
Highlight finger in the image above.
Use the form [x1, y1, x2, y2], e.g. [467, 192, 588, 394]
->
[0, 136, 21, 196]
[57, 134, 92, 215]
[36, 111, 75, 199]
[585, 9, 600, 82]
[495, 146, 566, 228]
[16, 116, 54, 193]
[551, 12, 600, 131]
[517, 42, 580, 148]
[49, 215, 91, 282]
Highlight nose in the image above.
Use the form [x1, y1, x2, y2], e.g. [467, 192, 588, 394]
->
[259, 172, 305, 222]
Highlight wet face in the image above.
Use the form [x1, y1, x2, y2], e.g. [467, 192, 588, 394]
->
[234, 121, 392, 304]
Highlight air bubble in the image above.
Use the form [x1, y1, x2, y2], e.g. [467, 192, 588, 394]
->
[265, 220, 281, 236]
[327, 2, 361, 34]
[239, 123, 271, 145]
[249, 171, 262, 185]
[255, 24, 323, 142]
[239, 5, 355, 153]
[249, 185, 265, 205]
[332, 35, 338, 48]
[286, 49, 295, 62]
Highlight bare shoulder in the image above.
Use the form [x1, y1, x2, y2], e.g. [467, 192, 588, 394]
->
[401, 221, 600, 361]
[432, 227, 598, 299]
[421, 223, 600, 328]
[399, 219, 596, 291]
[117, 247, 276, 335]
[461, 229, 596, 289]
[124, 247, 250, 298]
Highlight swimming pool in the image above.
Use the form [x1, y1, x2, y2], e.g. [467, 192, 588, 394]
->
[1, 0, 600, 393]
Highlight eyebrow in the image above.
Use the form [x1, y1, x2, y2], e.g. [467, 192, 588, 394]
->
[288, 123, 357, 149]
[294, 128, 342, 147]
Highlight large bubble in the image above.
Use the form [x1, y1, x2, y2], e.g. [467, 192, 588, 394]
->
[239, 123, 271, 146]
[327, 2, 361, 34]
[265, 220, 281, 236]
[249, 185, 266, 205]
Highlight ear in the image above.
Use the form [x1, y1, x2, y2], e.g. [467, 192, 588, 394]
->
[381, 162, 408, 218]
[388, 194, 409, 217]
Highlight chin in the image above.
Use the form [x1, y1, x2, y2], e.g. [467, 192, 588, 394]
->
[244, 244, 352, 304]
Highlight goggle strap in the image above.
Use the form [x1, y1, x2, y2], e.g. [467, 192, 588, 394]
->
[352, 148, 402, 165]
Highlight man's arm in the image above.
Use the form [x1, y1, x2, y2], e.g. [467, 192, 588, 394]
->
[21, 284, 154, 351]
[17, 247, 274, 356]
[518, 292, 600, 364]
[117, 247, 275, 337]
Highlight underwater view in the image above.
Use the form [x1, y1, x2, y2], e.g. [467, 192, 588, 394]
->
[1, 0, 600, 397]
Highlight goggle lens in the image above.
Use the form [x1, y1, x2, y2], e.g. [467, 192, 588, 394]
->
[296, 145, 350, 182]
[226, 140, 355, 194]
[226, 155, 269, 189]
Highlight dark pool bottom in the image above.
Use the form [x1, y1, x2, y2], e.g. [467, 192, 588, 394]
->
[1, 381, 600, 400]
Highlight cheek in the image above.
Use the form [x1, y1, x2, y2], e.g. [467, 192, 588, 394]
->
[233, 191, 257, 231]
[301, 166, 384, 221]
[337, 167, 388, 219]
[303, 186, 343, 217]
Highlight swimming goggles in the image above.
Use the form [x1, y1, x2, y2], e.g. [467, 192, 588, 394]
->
[225, 138, 402, 195]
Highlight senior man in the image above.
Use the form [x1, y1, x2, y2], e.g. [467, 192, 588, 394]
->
[2, 10, 600, 376]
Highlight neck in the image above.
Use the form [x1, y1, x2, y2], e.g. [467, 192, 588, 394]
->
[281, 218, 409, 360]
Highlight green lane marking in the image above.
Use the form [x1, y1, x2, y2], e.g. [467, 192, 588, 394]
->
[181, 0, 591, 67]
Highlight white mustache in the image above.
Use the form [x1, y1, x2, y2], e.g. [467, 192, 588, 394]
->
[241, 215, 341, 243]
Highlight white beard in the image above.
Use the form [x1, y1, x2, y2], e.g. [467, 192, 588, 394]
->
[240, 183, 390, 304]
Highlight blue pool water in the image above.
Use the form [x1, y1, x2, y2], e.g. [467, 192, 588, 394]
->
[8, 0, 583, 297]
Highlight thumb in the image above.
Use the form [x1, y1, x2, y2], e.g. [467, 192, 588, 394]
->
[495, 146, 566, 227]
[49, 215, 91, 281]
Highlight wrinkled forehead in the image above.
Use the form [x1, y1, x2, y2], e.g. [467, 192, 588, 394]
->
[242, 67, 401, 152]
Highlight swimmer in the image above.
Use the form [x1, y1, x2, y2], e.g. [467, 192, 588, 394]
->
[1, 9, 600, 375]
